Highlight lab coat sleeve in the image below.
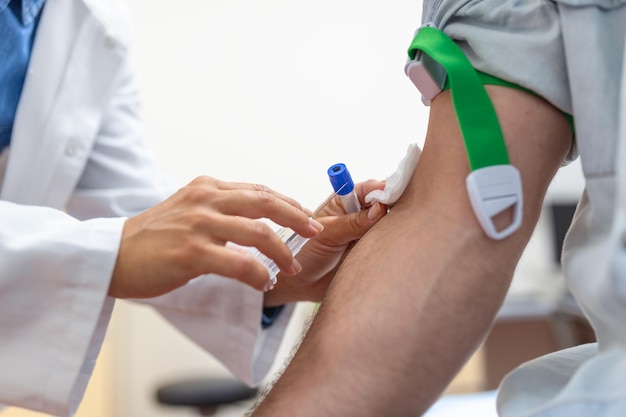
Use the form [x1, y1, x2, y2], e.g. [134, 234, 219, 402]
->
[0, 201, 124, 416]
[142, 277, 296, 386]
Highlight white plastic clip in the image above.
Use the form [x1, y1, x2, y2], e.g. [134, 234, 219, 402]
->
[466, 165, 523, 240]
[404, 23, 447, 106]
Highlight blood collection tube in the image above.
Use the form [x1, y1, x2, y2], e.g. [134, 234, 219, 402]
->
[327, 163, 361, 213]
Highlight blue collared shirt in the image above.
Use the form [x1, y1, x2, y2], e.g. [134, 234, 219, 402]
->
[0, 0, 45, 153]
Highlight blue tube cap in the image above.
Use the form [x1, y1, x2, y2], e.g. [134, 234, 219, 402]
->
[327, 163, 355, 195]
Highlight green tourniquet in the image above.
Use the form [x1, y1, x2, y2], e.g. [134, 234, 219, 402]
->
[455, 71, 533, 94]
[408, 27, 509, 170]
[448, 71, 575, 133]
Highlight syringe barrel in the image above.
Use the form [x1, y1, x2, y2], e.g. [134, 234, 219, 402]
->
[254, 228, 310, 284]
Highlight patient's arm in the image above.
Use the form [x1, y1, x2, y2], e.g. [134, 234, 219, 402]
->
[250, 86, 572, 417]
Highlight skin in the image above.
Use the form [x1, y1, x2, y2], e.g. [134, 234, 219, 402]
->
[109, 175, 387, 302]
[250, 86, 573, 416]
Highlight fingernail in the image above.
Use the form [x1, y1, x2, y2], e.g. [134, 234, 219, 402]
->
[263, 280, 275, 292]
[309, 218, 324, 232]
[367, 202, 383, 221]
[291, 258, 302, 274]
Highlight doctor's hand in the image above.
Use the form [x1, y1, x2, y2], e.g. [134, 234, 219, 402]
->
[109, 176, 323, 299]
[263, 180, 387, 307]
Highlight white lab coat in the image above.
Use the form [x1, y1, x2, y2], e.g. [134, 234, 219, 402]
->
[0, 0, 293, 415]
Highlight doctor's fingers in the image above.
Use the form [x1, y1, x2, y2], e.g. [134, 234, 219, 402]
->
[193, 243, 276, 291]
[205, 213, 308, 277]
[316, 202, 387, 246]
[203, 188, 322, 239]
[215, 178, 305, 206]
[189, 176, 314, 217]
[182, 177, 318, 238]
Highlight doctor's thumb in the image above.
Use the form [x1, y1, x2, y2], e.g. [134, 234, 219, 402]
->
[346, 202, 387, 238]
[366, 202, 385, 222]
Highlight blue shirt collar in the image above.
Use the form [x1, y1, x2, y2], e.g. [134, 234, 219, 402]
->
[1, 0, 45, 26]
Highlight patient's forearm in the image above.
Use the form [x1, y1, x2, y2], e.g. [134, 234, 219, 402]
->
[255, 201, 521, 416]
[252, 87, 572, 416]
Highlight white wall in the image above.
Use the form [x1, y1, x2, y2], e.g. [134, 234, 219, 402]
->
[110, 0, 585, 415]
[128, 0, 425, 200]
